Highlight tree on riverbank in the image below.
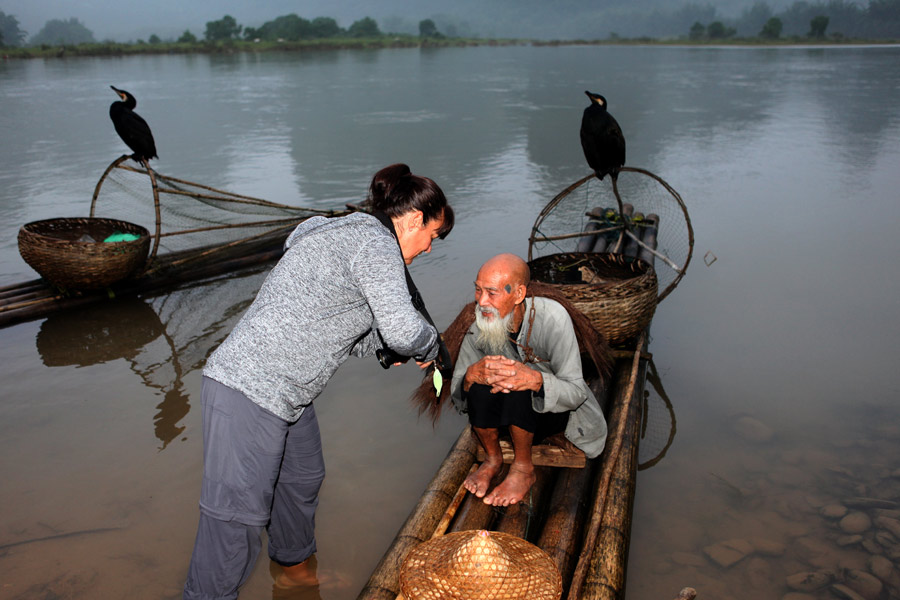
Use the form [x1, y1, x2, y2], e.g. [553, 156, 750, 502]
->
[243, 14, 342, 41]
[1, 10, 26, 47]
[205, 15, 241, 41]
[419, 19, 439, 38]
[30, 18, 94, 46]
[809, 15, 830, 37]
[760, 17, 784, 38]
[348, 17, 381, 38]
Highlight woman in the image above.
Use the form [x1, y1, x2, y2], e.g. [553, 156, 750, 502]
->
[184, 164, 453, 600]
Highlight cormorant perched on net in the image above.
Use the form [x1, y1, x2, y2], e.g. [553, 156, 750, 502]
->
[580, 91, 625, 182]
[109, 85, 158, 163]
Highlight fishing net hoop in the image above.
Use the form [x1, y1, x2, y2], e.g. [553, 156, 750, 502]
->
[528, 168, 694, 303]
[638, 358, 677, 470]
[89, 155, 347, 275]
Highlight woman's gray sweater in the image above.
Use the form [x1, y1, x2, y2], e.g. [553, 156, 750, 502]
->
[203, 212, 439, 422]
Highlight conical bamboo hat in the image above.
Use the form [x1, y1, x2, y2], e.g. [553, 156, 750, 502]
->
[399, 529, 562, 600]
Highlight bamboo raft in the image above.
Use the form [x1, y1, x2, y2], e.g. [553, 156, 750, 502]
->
[357, 184, 688, 599]
[358, 338, 649, 600]
[0, 225, 300, 329]
[1, 157, 351, 329]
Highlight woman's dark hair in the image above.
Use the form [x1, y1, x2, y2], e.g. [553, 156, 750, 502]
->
[367, 163, 454, 239]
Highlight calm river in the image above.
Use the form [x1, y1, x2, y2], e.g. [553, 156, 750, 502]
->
[1, 44, 899, 600]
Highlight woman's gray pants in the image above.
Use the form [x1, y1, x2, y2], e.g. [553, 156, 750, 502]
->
[183, 377, 326, 600]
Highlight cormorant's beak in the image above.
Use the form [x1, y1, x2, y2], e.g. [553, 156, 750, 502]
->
[584, 91, 604, 106]
[110, 85, 125, 100]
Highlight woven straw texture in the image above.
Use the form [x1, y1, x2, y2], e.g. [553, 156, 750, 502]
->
[528, 252, 658, 346]
[18, 217, 150, 290]
[399, 530, 561, 600]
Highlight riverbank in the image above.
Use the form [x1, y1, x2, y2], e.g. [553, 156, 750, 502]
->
[0, 36, 526, 59]
[2, 34, 898, 59]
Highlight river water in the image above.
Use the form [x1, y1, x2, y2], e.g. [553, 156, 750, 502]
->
[1, 45, 899, 600]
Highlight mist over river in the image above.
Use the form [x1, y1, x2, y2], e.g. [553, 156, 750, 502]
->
[1, 44, 899, 599]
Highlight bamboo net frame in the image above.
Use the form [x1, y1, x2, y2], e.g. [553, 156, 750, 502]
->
[90, 155, 348, 273]
[528, 168, 694, 304]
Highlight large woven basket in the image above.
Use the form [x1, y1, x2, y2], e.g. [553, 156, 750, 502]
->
[528, 252, 658, 346]
[18, 217, 150, 290]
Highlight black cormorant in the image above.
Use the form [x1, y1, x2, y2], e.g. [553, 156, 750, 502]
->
[580, 91, 625, 181]
[109, 85, 158, 163]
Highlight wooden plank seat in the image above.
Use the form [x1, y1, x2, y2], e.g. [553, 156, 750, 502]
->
[473, 433, 587, 468]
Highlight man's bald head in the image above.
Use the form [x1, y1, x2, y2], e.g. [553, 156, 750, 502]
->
[478, 253, 531, 292]
[472, 254, 531, 348]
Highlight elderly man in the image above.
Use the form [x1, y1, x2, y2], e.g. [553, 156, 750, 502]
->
[450, 253, 607, 506]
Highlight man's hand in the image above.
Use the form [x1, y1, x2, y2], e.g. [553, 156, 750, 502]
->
[464, 356, 543, 394]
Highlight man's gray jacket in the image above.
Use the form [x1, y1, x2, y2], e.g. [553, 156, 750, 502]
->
[449, 296, 607, 458]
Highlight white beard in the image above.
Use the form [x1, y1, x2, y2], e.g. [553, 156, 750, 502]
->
[474, 304, 514, 354]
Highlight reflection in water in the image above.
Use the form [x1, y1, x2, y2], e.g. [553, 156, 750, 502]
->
[34, 270, 266, 450]
[638, 359, 677, 471]
[36, 299, 165, 368]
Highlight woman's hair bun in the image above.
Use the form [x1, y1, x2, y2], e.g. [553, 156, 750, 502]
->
[366, 163, 453, 240]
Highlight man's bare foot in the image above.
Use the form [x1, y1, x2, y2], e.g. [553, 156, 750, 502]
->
[483, 464, 535, 506]
[464, 459, 503, 498]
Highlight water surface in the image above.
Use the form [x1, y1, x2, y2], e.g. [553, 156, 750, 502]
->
[1, 45, 899, 599]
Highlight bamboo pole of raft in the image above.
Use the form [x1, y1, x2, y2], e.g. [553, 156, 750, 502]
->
[637, 214, 659, 268]
[581, 352, 647, 600]
[0, 279, 44, 296]
[388, 464, 477, 600]
[623, 227, 680, 272]
[592, 208, 613, 253]
[623, 212, 643, 258]
[537, 462, 596, 584]
[0, 289, 53, 304]
[576, 207, 605, 253]
[446, 472, 499, 533]
[146, 222, 298, 273]
[356, 427, 478, 600]
[0, 284, 54, 302]
[0, 245, 286, 328]
[154, 217, 313, 238]
[565, 331, 647, 600]
[494, 466, 556, 539]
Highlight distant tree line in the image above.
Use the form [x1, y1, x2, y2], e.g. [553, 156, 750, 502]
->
[203, 14, 446, 42]
[685, 0, 900, 41]
[2, 0, 898, 49]
[0, 11, 446, 49]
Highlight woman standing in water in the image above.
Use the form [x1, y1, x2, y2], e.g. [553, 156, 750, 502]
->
[183, 164, 454, 600]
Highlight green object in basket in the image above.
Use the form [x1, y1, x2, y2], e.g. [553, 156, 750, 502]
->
[103, 231, 141, 243]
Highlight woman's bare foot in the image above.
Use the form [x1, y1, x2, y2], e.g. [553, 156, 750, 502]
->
[464, 459, 503, 498]
[273, 556, 351, 591]
[483, 464, 535, 506]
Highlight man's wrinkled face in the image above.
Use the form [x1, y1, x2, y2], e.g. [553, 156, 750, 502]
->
[473, 268, 518, 320]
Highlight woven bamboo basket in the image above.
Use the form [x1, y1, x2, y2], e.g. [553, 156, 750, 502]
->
[528, 252, 658, 346]
[18, 217, 151, 290]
